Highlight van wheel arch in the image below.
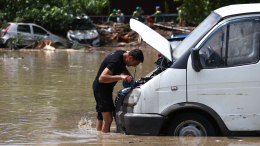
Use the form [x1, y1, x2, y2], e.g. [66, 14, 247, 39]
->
[166, 112, 216, 136]
[161, 102, 231, 136]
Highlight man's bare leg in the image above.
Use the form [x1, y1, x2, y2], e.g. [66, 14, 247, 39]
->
[101, 112, 113, 132]
[96, 119, 103, 131]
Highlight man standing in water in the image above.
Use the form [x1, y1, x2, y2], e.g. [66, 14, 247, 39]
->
[93, 49, 144, 132]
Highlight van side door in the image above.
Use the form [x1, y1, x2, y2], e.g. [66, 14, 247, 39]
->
[187, 16, 260, 131]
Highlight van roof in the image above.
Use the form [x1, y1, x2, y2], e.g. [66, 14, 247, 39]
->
[214, 3, 260, 17]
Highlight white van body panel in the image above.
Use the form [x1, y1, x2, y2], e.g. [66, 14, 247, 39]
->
[133, 74, 161, 113]
[214, 4, 260, 18]
[187, 55, 260, 131]
[133, 68, 187, 114]
[158, 68, 186, 113]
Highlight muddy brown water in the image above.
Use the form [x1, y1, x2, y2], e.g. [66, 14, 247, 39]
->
[0, 48, 259, 145]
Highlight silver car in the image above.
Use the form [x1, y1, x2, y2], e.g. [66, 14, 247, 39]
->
[0, 23, 69, 48]
[67, 16, 100, 47]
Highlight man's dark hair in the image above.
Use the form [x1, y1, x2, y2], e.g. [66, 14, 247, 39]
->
[129, 49, 144, 63]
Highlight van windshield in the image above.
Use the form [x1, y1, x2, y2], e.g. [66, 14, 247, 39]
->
[69, 19, 95, 30]
[172, 12, 221, 60]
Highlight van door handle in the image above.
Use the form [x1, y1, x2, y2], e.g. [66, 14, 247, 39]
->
[171, 86, 178, 91]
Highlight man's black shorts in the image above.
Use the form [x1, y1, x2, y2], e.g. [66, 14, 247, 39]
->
[93, 82, 115, 120]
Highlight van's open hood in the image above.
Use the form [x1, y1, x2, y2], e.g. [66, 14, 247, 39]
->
[130, 19, 172, 61]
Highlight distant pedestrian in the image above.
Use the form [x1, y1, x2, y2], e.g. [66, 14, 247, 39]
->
[117, 9, 125, 23]
[148, 6, 163, 23]
[139, 7, 145, 22]
[132, 7, 141, 20]
[107, 9, 118, 22]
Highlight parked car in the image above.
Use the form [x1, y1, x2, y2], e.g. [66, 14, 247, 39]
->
[0, 23, 69, 48]
[115, 4, 260, 136]
[67, 15, 100, 47]
[168, 34, 189, 49]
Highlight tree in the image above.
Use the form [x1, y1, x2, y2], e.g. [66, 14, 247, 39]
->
[174, 0, 259, 23]
[0, 0, 109, 36]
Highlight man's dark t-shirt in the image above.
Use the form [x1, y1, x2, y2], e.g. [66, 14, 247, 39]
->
[92, 50, 126, 114]
[94, 50, 126, 89]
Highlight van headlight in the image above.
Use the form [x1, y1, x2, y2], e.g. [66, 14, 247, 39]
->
[123, 88, 141, 106]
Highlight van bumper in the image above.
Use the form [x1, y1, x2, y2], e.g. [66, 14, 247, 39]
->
[115, 111, 165, 135]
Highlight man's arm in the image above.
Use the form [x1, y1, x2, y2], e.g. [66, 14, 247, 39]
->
[99, 68, 132, 83]
[122, 68, 133, 78]
[149, 12, 157, 18]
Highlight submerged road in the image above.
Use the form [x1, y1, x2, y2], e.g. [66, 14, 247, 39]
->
[0, 47, 259, 145]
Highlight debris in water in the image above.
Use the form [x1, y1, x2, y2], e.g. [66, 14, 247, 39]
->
[43, 41, 55, 50]
[0, 57, 24, 59]
[78, 116, 87, 126]
[70, 65, 83, 68]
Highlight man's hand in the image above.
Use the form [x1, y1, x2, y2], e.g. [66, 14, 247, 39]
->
[121, 75, 132, 83]
[99, 68, 133, 83]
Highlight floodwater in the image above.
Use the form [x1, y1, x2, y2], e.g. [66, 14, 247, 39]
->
[0, 47, 259, 145]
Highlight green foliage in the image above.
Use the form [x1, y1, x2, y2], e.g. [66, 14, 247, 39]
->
[8, 33, 23, 49]
[165, 0, 169, 14]
[108, 0, 111, 14]
[0, 0, 109, 35]
[121, 26, 131, 32]
[58, 46, 66, 49]
[0, 21, 6, 28]
[174, 0, 259, 23]
[71, 43, 85, 50]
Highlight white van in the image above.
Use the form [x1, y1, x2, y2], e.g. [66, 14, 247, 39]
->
[115, 4, 260, 136]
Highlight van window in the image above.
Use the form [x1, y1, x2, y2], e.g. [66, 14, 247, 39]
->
[199, 27, 227, 68]
[33, 26, 47, 35]
[173, 12, 221, 60]
[227, 20, 260, 66]
[199, 17, 260, 68]
[17, 25, 31, 33]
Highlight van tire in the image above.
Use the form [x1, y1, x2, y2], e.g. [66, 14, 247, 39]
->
[167, 113, 215, 136]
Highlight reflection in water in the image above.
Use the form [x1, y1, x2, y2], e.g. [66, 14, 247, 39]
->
[0, 48, 259, 145]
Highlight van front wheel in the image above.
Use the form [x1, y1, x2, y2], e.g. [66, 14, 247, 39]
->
[167, 113, 215, 136]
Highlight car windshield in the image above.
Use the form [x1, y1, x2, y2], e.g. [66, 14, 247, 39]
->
[69, 19, 95, 30]
[172, 12, 221, 60]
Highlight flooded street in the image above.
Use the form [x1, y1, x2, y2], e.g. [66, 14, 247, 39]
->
[0, 48, 259, 145]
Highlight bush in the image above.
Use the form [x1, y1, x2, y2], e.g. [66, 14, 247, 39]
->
[8, 33, 23, 49]
[0, 21, 6, 28]
[174, 0, 260, 23]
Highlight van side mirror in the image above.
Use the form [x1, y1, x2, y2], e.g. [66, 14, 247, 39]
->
[191, 47, 202, 72]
